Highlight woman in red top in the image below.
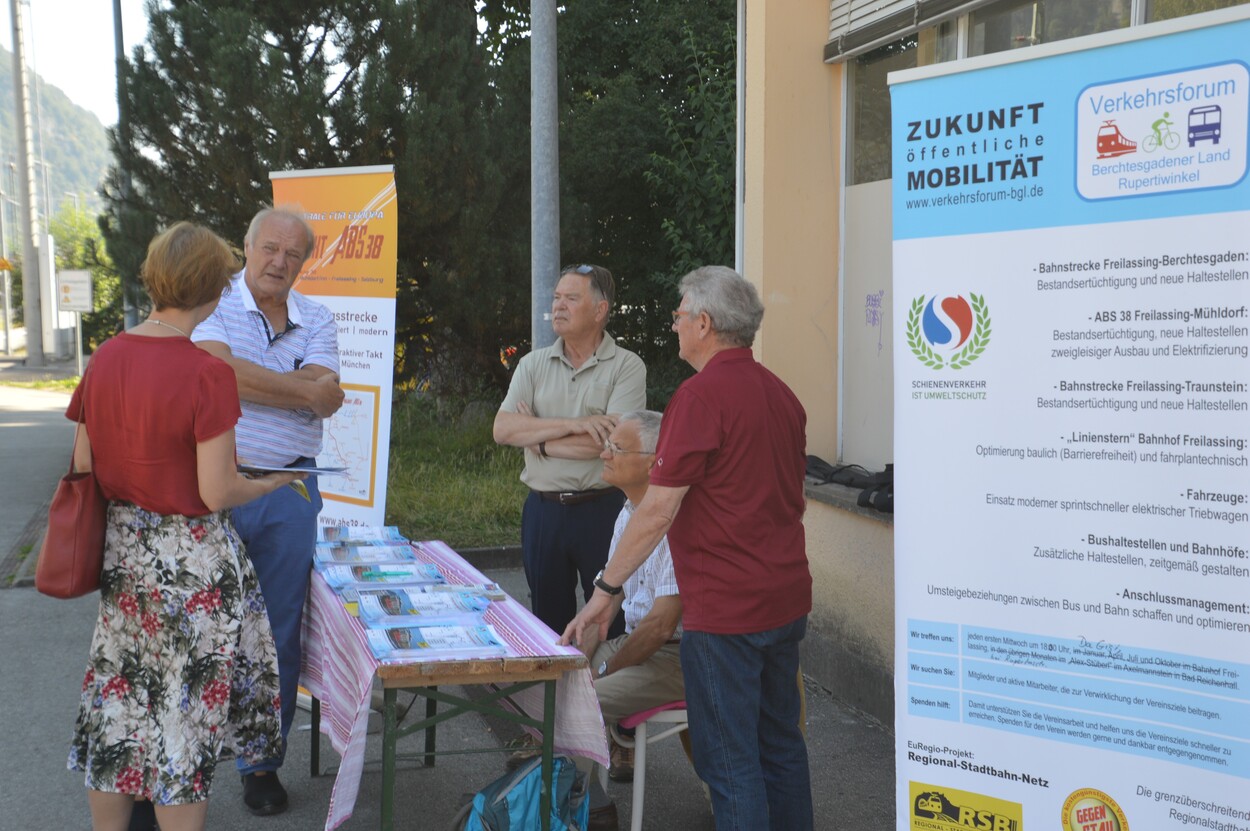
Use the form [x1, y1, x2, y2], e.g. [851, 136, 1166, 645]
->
[63, 222, 304, 831]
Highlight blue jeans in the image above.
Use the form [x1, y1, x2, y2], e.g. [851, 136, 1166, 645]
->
[682, 617, 812, 831]
[231, 471, 322, 774]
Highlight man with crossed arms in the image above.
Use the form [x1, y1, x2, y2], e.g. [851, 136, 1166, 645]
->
[494, 263, 645, 637]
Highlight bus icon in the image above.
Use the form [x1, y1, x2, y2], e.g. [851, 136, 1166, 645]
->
[1188, 105, 1221, 146]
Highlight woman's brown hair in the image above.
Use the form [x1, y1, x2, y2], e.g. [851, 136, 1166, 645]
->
[141, 221, 238, 311]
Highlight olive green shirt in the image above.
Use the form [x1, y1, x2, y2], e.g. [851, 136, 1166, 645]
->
[500, 333, 646, 491]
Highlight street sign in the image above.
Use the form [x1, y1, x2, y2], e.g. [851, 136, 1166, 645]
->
[58, 270, 93, 313]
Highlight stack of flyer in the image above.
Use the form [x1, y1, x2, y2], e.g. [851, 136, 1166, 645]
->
[315, 526, 507, 661]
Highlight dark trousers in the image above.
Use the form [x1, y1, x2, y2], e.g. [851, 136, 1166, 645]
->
[521, 490, 626, 638]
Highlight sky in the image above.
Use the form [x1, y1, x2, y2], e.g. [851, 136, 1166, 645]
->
[1, 0, 149, 127]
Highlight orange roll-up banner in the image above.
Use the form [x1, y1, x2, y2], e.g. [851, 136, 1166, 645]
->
[271, 165, 397, 527]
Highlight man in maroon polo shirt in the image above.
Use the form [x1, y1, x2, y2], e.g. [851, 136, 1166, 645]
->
[563, 266, 813, 831]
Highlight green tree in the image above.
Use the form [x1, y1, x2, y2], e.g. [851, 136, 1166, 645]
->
[102, 0, 529, 394]
[554, 1, 736, 404]
[101, 0, 738, 403]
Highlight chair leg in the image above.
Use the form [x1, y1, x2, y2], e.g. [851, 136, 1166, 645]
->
[630, 721, 648, 831]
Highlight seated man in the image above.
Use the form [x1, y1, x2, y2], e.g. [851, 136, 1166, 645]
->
[577, 409, 683, 783]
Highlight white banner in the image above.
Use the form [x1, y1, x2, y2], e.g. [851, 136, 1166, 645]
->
[892, 10, 1250, 831]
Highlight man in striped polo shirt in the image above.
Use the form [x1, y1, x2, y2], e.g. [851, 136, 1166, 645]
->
[193, 207, 344, 817]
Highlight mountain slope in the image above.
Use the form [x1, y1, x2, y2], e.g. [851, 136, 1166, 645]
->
[0, 44, 111, 215]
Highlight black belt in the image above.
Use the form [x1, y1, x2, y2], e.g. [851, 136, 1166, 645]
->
[534, 488, 616, 506]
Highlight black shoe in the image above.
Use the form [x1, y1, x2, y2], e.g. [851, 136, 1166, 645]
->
[587, 800, 620, 831]
[128, 799, 158, 831]
[242, 771, 289, 816]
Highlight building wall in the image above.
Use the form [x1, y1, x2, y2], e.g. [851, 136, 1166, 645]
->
[804, 500, 895, 720]
[742, 0, 896, 721]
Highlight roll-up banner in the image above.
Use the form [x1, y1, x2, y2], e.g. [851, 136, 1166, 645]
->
[271, 165, 398, 528]
[891, 8, 1249, 831]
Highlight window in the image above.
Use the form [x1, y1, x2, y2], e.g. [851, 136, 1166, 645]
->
[848, 24, 955, 185]
[1146, 0, 1250, 21]
[968, 0, 1130, 56]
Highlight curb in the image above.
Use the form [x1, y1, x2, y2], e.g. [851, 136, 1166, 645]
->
[455, 546, 523, 571]
[2, 497, 49, 588]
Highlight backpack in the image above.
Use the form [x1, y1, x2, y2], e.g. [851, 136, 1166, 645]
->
[452, 754, 589, 831]
[806, 456, 894, 514]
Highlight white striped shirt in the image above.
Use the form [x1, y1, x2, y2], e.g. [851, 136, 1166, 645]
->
[192, 272, 340, 467]
[611, 500, 682, 636]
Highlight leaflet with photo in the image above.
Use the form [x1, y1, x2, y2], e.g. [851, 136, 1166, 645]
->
[319, 562, 446, 589]
[319, 525, 407, 543]
[364, 623, 508, 661]
[313, 543, 416, 566]
[357, 587, 491, 626]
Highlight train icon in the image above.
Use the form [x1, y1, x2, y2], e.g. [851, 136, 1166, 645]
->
[1096, 120, 1137, 158]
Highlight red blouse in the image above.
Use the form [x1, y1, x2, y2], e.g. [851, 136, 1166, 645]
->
[67, 333, 241, 517]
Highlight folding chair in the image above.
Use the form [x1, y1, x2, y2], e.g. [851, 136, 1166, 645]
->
[608, 700, 689, 831]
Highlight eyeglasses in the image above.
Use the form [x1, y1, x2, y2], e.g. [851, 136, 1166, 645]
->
[562, 264, 595, 276]
[671, 309, 692, 323]
[603, 439, 653, 457]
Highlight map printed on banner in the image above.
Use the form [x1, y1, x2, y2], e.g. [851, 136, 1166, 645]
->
[321, 384, 380, 506]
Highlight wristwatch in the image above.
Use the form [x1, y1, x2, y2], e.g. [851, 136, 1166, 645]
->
[593, 569, 623, 596]
[597, 660, 609, 677]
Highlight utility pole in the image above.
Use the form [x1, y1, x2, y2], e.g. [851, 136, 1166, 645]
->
[530, 0, 559, 351]
[10, 0, 43, 365]
[114, 0, 138, 329]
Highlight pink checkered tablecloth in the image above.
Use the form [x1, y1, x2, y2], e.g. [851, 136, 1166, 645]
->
[300, 540, 607, 830]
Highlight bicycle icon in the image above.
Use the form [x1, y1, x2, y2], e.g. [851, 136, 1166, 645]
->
[1142, 113, 1181, 153]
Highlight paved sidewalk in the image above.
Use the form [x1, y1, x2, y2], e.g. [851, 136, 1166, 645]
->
[0, 371, 79, 583]
[0, 376, 896, 829]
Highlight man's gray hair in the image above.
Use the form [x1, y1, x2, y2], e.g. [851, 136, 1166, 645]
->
[679, 266, 765, 348]
[246, 207, 317, 259]
[618, 409, 663, 454]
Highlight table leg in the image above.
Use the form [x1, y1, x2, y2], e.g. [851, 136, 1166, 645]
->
[540, 679, 556, 831]
[310, 696, 321, 777]
[382, 688, 397, 831]
[424, 686, 437, 767]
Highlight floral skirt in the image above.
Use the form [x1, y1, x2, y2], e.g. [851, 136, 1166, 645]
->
[68, 503, 282, 805]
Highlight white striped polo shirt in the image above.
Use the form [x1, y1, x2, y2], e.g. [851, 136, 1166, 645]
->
[192, 272, 340, 467]
[612, 501, 682, 637]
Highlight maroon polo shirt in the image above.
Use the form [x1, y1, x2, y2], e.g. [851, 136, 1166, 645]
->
[650, 348, 812, 634]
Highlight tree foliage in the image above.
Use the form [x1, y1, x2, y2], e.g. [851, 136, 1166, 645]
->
[102, 0, 737, 404]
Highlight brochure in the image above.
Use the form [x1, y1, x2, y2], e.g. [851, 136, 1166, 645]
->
[319, 562, 446, 589]
[313, 543, 416, 566]
[238, 463, 348, 476]
[364, 623, 508, 661]
[357, 587, 491, 626]
[429, 582, 507, 601]
[319, 525, 408, 543]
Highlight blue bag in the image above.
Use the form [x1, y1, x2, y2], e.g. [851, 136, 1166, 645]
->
[455, 754, 589, 831]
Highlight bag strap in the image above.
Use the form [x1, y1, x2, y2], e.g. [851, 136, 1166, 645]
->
[68, 372, 89, 475]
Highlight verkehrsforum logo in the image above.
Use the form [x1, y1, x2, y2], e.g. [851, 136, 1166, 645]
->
[907, 293, 991, 369]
